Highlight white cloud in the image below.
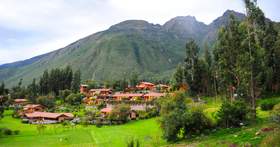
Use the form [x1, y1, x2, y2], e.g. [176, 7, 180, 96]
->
[0, 0, 279, 64]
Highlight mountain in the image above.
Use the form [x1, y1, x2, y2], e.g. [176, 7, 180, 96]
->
[204, 10, 246, 44]
[0, 10, 247, 87]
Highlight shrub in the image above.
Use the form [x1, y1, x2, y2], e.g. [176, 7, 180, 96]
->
[159, 91, 213, 141]
[3, 128, 12, 135]
[109, 104, 131, 123]
[260, 99, 280, 111]
[59, 89, 72, 101]
[159, 91, 187, 141]
[37, 95, 55, 109]
[65, 93, 84, 105]
[271, 103, 280, 123]
[146, 107, 159, 118]
[14, 130, 20, 135]
[260, 130, 280, 147]
[184, 109, 213, 136]
[216, 100, 249, 128]
[95, 119, 103, 128]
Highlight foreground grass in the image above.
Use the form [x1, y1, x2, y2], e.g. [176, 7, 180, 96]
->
[0, 111, 165, 147]
[0, 96, 278, 147]
[171, 97, 277, 147]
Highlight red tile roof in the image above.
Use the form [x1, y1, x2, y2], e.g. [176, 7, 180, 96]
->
[112, 93, 144, 98]
[25, 112, 73, 119]
[14, 99, 28, 103]
[144, 92, 165, 97]
[24, 104, 42, 108]
[101, 107, 112, 113]
[23, 104, 43, 110]
[89, 89, 112, 92]
[140, 82, 155, 86]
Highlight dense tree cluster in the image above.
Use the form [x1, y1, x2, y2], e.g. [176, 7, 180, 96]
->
[172, 0, 280, 118]
[214, 0, 280, 118]
[1, 66, 81, 105]
[172, 39, 214, 97]
[0, 82, 8, 95]
[39, 66, 80, 95]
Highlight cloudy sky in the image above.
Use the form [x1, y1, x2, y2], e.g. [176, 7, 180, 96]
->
[0, 0, 279, 64]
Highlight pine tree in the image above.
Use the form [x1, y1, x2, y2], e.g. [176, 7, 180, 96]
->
[71, 70, 81, 93]
[184, 39, 205, 96]
[244, 0, 267, 118]
[172, 64, 185, 90]
[27, 79, 39, 103]
[214, 15, 242, 100]
[204, 44, 213, 96]
[0, 82, 5, 95]
[39, 70, 49, 95]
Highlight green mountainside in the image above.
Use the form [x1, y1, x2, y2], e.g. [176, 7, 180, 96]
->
[0, 10, 247, 86]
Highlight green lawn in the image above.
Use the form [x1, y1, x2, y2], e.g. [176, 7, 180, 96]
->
[0, 96, 278, 147]
[0, 111, 165, 147]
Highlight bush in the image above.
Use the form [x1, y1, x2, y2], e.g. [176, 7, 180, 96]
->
[159, 91, 188, 141]
[271, 103, 280, 123]
[146, 107, 159, 118]
[3, 128, 12, 135]
[216, 100, 250, 128]
[109, 104, 131, 123]
[260, 99, 280, 111]
[260, 130, 280, 147]
[14, 130, 20, 135]
[159, 91, 213, 141]
[184, 109, 213, 137]
[59, 89, 72, 101]
[95, 119, 103, 128]
[65, 93, 84, 105]
[37, 95, 55, 109]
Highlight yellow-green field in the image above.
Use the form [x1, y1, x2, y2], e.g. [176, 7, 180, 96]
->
[0, 111, 165, 147]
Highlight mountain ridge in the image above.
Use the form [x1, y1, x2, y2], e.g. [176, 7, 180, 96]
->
[0, 10, 252, 87]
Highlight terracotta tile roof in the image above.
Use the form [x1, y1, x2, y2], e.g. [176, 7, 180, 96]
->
[14, 99, 28, 103]
[89, 88, 112, 92]
[112, 93, 144, 97]
[144, 92, 165, 97]
[136, 85, 145, 88]
[23, 104, 43, 110]
[25, 112, 73, 119]
[101, 107, 112, 113]
[23, 104, 42, 109]
[140, 82, 155, 86]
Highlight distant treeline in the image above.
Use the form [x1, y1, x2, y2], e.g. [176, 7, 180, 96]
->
[0, 66, 81, 101]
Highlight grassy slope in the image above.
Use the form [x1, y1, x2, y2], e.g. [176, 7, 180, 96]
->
[174, 96, 278, 147]
[0, 24, 184, 87]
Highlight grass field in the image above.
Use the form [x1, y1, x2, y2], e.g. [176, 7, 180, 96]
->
[0, 96, 279, 147]
[0, 111, 165, 147]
